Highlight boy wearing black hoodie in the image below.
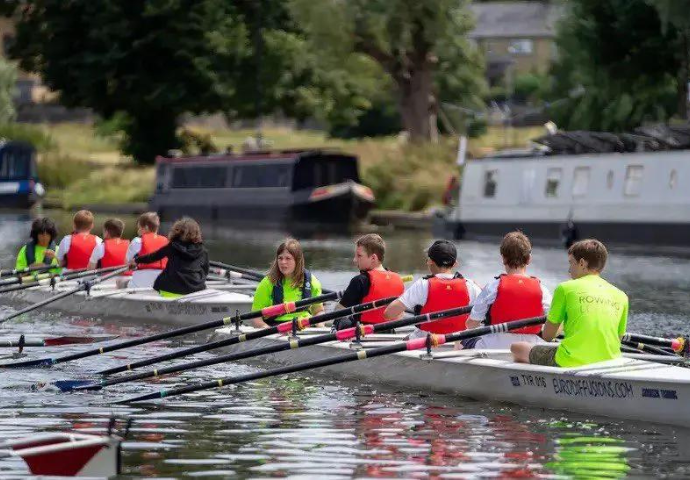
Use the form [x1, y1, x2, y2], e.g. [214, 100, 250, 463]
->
[132, 217, 209, 297]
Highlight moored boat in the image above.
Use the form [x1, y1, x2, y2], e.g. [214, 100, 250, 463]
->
[209, 326, 690, 428]
[149, 149, 375, 228]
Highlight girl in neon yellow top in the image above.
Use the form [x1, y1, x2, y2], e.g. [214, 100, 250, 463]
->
[251, 239, 324, 328]
[15, 218, 60, 271]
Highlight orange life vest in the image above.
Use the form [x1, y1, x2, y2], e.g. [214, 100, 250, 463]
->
[66, 233, 98, 270]
[487, 274, 544, 335]
[417, 274, 471, 334]
[138, 232, 169, 270]
[360, 269, 405, 324]
[100, 238, 130, 271]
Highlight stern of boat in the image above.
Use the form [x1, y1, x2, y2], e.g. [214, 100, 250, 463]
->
[292, 180, 375, 224]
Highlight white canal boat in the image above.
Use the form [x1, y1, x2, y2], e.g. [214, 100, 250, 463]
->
[0, 279, 254, 326]
[209, 326, 690, 428]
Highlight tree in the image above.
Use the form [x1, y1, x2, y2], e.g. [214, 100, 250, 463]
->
[11, 0, 243, 164]
[0, 57, 16, 123]
[549, 0, 681, 131]
[289, 0, 485, 142]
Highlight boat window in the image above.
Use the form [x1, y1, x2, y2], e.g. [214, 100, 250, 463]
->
[484, 169, 498, 198]
[670, 169, 678, 189]
[233, 164, 290, 188]
[0, 148, 30, 180]
[606, 170, 614, 189]
[171, 165, 228, 188]
[572, 167, 590, 197]
[624, 165, 644, 196]
[545, 168, 562, 197]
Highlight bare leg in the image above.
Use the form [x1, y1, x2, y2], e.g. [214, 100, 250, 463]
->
[511, 342, 532, 363]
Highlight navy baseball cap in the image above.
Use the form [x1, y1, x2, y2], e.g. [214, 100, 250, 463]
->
[427, 240, 457, 267]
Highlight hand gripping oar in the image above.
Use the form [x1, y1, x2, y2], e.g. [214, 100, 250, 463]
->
[622, 333, 689, 356]
[71, 305, 473, 392]
[0, 266, 129, 326]
[96, 295, 397, 377]
[0, 266, 118, 294]
[117, 316, 547, 403]
[0, 291, 341, 369]
[0, 263, 56, 279]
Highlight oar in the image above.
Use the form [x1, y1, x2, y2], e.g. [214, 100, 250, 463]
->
[0, 266, 129, 325]
[0, 263, 56, 278]
[621, 340, 678, 357]
[622, 333, 687, 355]
[96, 295, 397, 377]
[71, 304, 473, 392]
[0, 335, 119, 348]
[117, 316, 546, 403]
[209, 261, 264, 282]
[0, 266, 117, 294]
[0, 291, 341, 369]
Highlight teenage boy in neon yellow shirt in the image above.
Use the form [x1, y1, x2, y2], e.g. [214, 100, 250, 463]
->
[511, 239, 628, 367]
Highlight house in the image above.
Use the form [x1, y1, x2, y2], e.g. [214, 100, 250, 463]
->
[470, 1, 563, 85]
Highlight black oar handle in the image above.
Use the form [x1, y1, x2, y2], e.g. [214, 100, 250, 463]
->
[622, 333, 685, 352]
[98, 294, 390, 376]
[120, 315, 545, 403]
[86, 305, 475, 390]
[0, 266, 116, 294]
[0, 290, 340, 369]
[0, 263, 55, 279]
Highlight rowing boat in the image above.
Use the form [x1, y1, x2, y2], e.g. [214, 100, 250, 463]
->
[0, 279, 254, 325]
[209, 326, 690, 428]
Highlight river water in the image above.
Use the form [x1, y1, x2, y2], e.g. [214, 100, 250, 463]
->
[0, 211, 689, 478]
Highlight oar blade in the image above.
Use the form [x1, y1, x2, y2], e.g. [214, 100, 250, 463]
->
[113, 392, 160, 404]
[0, 357, 53, 368]
[53, 380, 95, 393]
[43, 335, 119, 346]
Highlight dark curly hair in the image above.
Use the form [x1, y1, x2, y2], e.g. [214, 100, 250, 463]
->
[29, 217, 58, 244]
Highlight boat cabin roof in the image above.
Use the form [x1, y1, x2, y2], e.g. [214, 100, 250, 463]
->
[156, 149, 357, 166]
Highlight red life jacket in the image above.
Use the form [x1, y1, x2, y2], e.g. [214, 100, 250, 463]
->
[100, 238, 130, 271]
[487, 274, 544, 335]
[417, 274, 471, 334]
[360, 269, 405, 324]
[138, 232, 169, 270]
[66, 233, 98, 270]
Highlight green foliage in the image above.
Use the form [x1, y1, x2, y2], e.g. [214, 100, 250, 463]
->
[549, 0, 681, 131]
[290, 0, 486, 141]
[0, 123, 54, 151]
[328, 96, 402, 139]
[11, 0, 241, 164]
[37, 152, 95, 190]
[0, 57, 16, 123]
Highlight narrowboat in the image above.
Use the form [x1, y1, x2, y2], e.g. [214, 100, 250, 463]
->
[0, 141, 43, 208]
[149, 149, 375, 227]
[435, 125, 690, 250]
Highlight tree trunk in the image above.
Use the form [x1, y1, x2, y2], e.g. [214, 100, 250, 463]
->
[396, 64, 437, 142]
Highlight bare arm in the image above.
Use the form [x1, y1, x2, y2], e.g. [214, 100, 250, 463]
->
[541, 321, 561, 342]
[383, 299, 406, 320]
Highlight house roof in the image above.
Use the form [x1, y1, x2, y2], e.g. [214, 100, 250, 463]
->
[469, 2, 563, 39]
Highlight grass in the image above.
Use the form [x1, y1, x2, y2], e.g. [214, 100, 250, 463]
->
[13, 122, 546, 212]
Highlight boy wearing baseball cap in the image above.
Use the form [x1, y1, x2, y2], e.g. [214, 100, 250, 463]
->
[384, 240, 481, 338]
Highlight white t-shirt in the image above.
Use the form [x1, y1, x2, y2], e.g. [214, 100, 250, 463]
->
[125, 237, 143, 262]
[398, 273, 482, 311]
[469, 275, 552, 322]
[57, 234, 103, 263]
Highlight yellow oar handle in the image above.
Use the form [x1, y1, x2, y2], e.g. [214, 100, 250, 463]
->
[402, 275, 414, 283]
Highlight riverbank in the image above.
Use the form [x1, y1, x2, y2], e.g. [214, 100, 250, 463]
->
[21, 122, 543, 212]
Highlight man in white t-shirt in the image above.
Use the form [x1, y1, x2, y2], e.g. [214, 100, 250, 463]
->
[384, 240, 481, 339]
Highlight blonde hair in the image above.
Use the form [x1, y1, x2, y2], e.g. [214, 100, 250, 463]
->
[168, 217, 203, 243]
[268, 238, 306, 287]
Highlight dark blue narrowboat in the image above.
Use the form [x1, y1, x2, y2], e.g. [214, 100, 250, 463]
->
[0, 141, 43, 208]
[149, 149, 375, 226]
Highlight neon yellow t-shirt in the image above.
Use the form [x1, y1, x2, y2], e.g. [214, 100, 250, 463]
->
[15, 244, 60, 271]
[548, 274, 628, 367]
[251, 274, 323, 322]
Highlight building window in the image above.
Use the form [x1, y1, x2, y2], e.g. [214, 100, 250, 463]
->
[670, 169, 678, 189]
[484, 169, 498, 198]
[624, 165, 644, 196]
[606, 170, 614, 190]
[508, 39, 533, 55]
[545, 168, 562, 197]
[572, 167, 590, 197]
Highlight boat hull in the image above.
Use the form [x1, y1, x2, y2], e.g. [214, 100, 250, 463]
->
[2, 282, 254, 326]
[210, 327, 690, 428]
